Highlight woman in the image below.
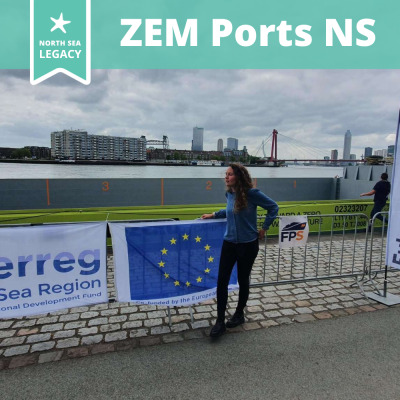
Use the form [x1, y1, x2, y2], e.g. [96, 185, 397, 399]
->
[202, 164, 279, 337]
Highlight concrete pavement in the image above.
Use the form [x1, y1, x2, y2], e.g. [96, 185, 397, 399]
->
[1, 306, 400, 400]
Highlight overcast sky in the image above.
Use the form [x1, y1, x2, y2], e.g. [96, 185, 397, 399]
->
[0, 69, 398, 159]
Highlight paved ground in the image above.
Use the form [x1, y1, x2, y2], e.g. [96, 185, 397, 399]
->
[1, 306, 400, 400]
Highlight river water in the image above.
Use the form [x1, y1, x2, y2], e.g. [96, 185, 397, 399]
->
[0, 163, 343, 179]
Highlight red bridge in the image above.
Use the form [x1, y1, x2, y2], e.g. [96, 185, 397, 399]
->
[256, 129, 365, 164]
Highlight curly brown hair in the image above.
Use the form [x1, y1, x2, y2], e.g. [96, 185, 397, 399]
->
[227, 163, 254, 212]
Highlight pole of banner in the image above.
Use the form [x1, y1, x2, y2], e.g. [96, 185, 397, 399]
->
[366, 269, 400, 304]
[365, 215, 400, 305]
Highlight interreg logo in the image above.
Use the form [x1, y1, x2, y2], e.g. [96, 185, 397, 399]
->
[30, 0, 91, 85]
[279, 216, 309, 249]
[0, 249, 100, 280]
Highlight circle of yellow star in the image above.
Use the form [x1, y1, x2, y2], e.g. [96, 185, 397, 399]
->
[161, 248, 168, 255]
[186, 281, 191, 287]
[170, 238, 177, 245]
[196, 276, 203, 283]
[204, 244, 211, 251]
[195, 236, 201, 243]
[204, 268, 211, 273]
[158, 261, 165, 268]
[164, 272, 170, 279]
[174, 280, 180, 286]
[182, 233, 189, 240]
[208, 256, 214, 263]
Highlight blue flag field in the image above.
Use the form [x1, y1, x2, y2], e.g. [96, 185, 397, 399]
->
[110, 220, 238, 306]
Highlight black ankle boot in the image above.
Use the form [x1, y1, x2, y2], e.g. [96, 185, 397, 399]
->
[226, 311, 245, 328]
[210, 320, 226, 337]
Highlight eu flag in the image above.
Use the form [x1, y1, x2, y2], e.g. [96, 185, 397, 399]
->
[111, 220, 238, 305]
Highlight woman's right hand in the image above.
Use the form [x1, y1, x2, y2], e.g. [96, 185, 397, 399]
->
[201, 213, 214, 219]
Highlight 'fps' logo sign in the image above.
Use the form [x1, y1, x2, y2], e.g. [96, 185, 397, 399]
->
[279, 216, 309, 249]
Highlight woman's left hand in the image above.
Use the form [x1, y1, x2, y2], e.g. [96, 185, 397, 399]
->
[258, 229, 266, 240]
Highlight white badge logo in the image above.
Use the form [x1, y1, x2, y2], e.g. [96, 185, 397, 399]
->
[279, 216, 309, 248]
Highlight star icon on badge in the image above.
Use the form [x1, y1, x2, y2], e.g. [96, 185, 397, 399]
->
[50, 13, 71, 34]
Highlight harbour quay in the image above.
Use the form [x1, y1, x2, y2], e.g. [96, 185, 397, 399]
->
[0, 234, 396, 370]
[0, 164, 395, 370]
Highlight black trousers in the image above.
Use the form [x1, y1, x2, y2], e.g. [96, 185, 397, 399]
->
[217, 239, 259, 321]
[370, 202, 386, 222]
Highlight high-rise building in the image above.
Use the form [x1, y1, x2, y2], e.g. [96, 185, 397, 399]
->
[350, 154, 356, 160]
[51, 129, 146, 160]
[217, 139, 223, 152]
[227, 137, 239, 150]
[331, 149, 338, 162]
[51, 129, 89, 159]
[388, 145, 395, 157]
[192, 127, 204, 151]
[364, 147, 373, 157]
[343, 130, 352, 160]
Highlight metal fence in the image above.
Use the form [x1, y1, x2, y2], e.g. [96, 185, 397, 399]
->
[0, 214, 394, 317]
[252, 213, 389, 289]
[358, 212, 390, 298]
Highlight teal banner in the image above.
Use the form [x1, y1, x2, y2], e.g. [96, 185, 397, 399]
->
[0, 0, 398, 72]
[30, 0, 90, 84]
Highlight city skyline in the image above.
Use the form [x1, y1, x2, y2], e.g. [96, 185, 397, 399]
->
[0, 70, 398, 158]
[1, 125, 395, 161]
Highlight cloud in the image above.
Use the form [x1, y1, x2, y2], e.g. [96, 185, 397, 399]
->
[0, 69, 398, 158]
[386, 134, 396, 143]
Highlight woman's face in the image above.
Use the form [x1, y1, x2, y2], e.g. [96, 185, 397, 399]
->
[225, 167, 237, 188]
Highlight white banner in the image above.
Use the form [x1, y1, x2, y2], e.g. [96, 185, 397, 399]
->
[387, 114, 400, 269]
[279, 216, 309, 248]
[0, 223, 108, 319]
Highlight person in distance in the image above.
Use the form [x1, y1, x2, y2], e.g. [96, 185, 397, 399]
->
[360, 172, 391, 229]
[201, 163, 279, 337]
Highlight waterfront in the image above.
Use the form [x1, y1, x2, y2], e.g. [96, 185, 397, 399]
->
[0, 163, 343, 179]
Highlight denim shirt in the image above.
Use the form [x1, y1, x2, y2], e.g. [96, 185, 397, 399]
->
[214, 188, 279, 243]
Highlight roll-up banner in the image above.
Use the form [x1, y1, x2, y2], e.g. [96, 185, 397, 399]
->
[0, 222, 108, 319]
[387, 113, 400, 269]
